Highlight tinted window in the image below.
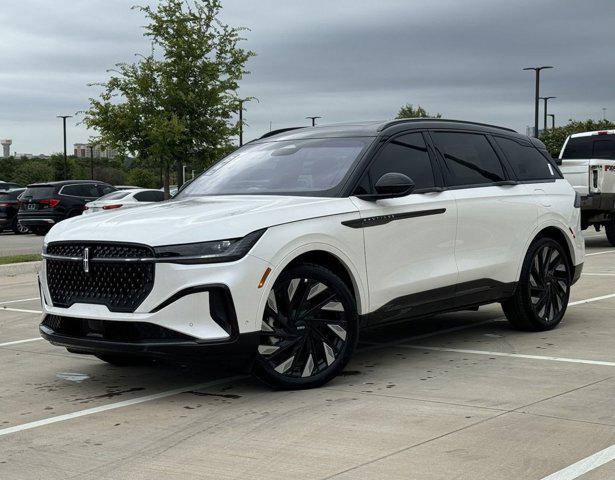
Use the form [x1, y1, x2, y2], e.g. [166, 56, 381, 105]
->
[22, 186, 56, 199]
[134, 191, 165, 202]
[562, 135, 615, 160]
[62, 184, 100, 197]
[180, 137, 371, 197]
[99, 185, 115, 196]
[368, 133, 435, 191]
[99, 191, 131, 201]
[494, 137, 554, 181]
[0, 189, 24, 201]
[433, 132, 505, 186]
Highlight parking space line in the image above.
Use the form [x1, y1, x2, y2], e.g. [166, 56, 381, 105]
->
[582, 273, 615, 276]
[540, 444, 615, 480]
[0, 297, 40, 305]
[0, 307, 42, 314]
[569, 293, 615, 306]
[0, 338, 42, 347]
[586, 250, 615, 257]
[402, 346, 615, 367]
[0, 375, 247, 438]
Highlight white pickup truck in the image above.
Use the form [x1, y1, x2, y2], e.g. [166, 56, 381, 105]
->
[559, 129, 615, 245]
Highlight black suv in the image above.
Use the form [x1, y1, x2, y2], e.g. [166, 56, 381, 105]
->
[0, 188, 28, 234]
[18, 180, 115, 235]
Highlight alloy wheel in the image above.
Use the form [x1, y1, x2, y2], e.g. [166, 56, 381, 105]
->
[529, 245, 569, 323]
[258, 277, 349, 378]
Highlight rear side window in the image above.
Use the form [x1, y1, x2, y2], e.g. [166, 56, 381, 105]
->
[134, 191, 165, 202]
[99, 185, 115, 196]
[22, 186, 56, 199]
[494, 137, 555, 181]
[0, 190, 24, 201]
[432, 132, 505, 186]
[562, 135, 615, 160]
[367, 133, 435, 191]
[62, 184, 100, 197]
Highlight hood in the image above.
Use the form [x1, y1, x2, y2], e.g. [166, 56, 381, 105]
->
[46, 195, 358, 246]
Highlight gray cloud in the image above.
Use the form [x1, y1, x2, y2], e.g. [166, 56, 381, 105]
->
[0, 0, 613, 154]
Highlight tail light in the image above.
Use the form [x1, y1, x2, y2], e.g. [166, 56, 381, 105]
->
[0, 202, 9, 207]
[39, 199, 60, 208]
[102, 204, 123, 210]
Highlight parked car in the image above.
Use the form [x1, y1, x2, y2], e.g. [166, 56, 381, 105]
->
[39, 119, 584, 389]
[18, 180, 115, 235]
[0, 188, 29, 234]
[84, 189, 166, 214]
[114, 185, 141, 191]
[0, 181, 22, 192]
[559, 130, 615, 243]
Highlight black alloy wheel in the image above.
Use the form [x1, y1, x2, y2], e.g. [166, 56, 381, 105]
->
[503, 237, 571, 331]
[254, 264, 358, 389]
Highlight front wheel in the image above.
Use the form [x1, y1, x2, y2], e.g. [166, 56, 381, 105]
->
[502, 237, 571, 331]
[605, 219, 615, 246]
[253, 263, 358, 389]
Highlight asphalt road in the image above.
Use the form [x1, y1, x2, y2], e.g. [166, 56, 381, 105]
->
[0, 230, 615, 479]
[0, 231, 44, 257]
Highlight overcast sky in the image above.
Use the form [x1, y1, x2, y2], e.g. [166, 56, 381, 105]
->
[1, 0, 614, 155]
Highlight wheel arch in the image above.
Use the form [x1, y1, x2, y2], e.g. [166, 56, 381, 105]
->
[517, 224, 575, 281]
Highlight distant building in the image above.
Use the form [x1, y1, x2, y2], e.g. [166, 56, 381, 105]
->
[74, 143, 117, 159]
[1, 139, 11, 158]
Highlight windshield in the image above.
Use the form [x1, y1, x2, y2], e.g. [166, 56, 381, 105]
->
[179, 137, 372, 197]
[97, 190, 131, 201]
[562, 134, 615, 160]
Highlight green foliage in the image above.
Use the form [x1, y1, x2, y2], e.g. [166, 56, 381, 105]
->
[396, 104, 442, 119]
[83, 0, 254, 195]
[126, 167, 159, 188]
[12, 160, 55, 185]
[540, 119, 615, 156]
[0, 157, 17, 181]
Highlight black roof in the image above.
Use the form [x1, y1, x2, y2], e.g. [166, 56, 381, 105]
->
[255, 118, 525, 143]
[26, 179, 111, 187]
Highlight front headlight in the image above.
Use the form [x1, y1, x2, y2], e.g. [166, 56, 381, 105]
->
[154, 229, 266, 264]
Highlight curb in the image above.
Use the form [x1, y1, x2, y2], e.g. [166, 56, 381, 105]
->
[0, 261, 41, 277]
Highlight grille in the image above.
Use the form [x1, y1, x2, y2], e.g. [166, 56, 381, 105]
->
[46, 242, 155, 313]
[41, 315, 194, 342]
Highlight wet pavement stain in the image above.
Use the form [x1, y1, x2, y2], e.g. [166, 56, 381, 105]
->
[188, 391, 242, 399]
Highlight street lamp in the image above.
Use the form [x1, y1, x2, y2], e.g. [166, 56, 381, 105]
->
[523, 66, 553, 138]
[540, 96, 556, 132]
[57, 115, 72, 179]
[238, 97, 259, 147]
[547, 114, 555, 130]
[88, 145, 94, 179]
[306, 116, 322, 127]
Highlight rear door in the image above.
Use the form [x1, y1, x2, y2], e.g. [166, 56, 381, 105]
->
[350, 131, 458, 320]
[431, 131, 537, 299]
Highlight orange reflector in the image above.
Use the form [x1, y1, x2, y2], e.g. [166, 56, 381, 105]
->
[258, 267, 272, 288]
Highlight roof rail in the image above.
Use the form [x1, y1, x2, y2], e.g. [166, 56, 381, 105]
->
[258, 127, 306, 140]
[378, 118, 517, 133]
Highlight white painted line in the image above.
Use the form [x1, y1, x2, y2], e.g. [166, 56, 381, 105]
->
[0, 307, 42, 314]
[540, 444, 615, 480]
[568, 292, 615, 306]
[404, 345, 615, 367]
[0, 297, 40, 305]
[0, 375, 247, 437]
[0, 338, 42, 347]
[586, 250, 615, 257]
[582, 272, 615, 276]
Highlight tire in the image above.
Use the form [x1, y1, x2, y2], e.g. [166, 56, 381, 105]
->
[502, 237, 571, 331]
[253, 263, 359, 389]
[12, 218, 29, 235]
[605, 219, 615, 246]
[95, 354, 153, 366]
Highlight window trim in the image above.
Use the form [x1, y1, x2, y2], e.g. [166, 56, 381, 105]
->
[349, 130, 445, 197]
[428, 129, 513, 190]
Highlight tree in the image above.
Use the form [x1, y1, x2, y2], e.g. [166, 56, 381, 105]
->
[126, 167, 159, 188]
[83, 0, 254, 197]
[540, 119, 615, 157]
[12, 160, 54, 185]
[396, 104, 442, 119]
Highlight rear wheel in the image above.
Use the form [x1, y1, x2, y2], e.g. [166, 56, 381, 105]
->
[605, 219, 615, 246]
[12, 218, 29, 234]
[253, 263, 358, 389]
[502, 237, 571, 331]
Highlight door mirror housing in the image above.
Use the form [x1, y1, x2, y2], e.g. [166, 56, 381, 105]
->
[357, 172, 415, 201]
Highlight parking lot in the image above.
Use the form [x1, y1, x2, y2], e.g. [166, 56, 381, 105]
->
[0, 231, 43, 257]
[0, 230, 614, 479]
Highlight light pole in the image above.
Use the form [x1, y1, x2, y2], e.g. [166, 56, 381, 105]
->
[88, 145, 94, 179]
[523, 66, 553, 138]
[57, 115, 72, 179]
[306, 116, 321, 127]
[547, 114, 555, 130]
[238, 97, 259, 147]
[540, 96, 556, 132]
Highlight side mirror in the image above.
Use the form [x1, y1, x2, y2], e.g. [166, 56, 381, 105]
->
[358, 172, 415, 200]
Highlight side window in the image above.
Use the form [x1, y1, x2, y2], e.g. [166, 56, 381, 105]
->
[368, 133, 435, 191]
[134, 191, 165, 202]
[99, 185, 115, 196]
[432, 132, 505, 186]
[61, 185, 81, 196]
[494, 137, 554, 181]
[83, 184, 100, 198]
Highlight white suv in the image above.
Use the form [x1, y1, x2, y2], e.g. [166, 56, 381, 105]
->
[39, 120, 584, 388]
